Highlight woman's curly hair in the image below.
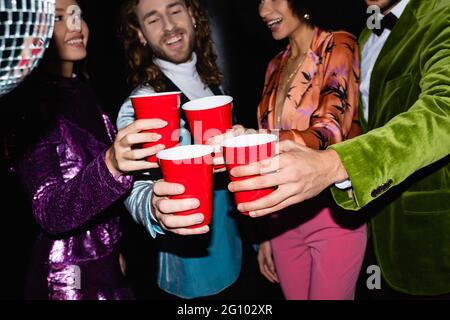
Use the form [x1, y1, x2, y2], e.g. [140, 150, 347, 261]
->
[287, 0, 354, 31]
[119, 0, 222, 91]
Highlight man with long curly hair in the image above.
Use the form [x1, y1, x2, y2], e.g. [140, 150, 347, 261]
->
[116, 0, 242, 299]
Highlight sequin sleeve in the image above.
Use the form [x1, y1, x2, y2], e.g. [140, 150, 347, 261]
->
[19, 136, 132, 235]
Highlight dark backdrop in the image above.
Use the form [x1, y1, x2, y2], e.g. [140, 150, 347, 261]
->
[0, 0, 367, 299]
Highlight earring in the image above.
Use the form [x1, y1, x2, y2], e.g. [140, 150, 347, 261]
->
[303, 13, 310, 21]
[194, 23, 197, 30]
[142, 41, 147, 47]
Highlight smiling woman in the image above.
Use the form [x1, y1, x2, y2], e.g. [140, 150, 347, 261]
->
[43, 1, 89, 77]
[223, 0, 369, 300]
[0, 0, 171, 300]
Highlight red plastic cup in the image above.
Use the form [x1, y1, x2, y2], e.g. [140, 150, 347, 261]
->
[157, 145, 214, 228]
[131, 92, 181, 163]
[222, 133, 278, 215]
[182, 95, 233, 169]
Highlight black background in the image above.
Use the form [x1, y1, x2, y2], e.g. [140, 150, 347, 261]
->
[0, 0, 367, 300]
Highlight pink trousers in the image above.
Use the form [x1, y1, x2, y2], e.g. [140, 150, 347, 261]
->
[270, 205, 367, 300]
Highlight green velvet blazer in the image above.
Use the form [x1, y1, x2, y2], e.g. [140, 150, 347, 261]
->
[329, 0, 450, 295]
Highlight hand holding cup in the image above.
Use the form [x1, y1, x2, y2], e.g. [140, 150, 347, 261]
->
[156, 144, 214, 231]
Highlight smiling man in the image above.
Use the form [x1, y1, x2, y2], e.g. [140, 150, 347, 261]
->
[116, 0, 242, 299]
[135, 0, 196, 63]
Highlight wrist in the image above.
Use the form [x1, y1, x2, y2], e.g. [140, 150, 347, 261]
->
[105, 148, 122, 179]
[322, 149, 349, 185]
[149, 193, 159, 222]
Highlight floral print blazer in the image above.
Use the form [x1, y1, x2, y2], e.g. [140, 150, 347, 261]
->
[258, 28, 361, 150]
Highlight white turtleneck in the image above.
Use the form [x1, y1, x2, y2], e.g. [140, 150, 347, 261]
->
[154, 53, 214, 100]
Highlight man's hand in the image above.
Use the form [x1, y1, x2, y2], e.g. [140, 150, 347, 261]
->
[228, 140, 348, 217]
[151, 180, 210, 235]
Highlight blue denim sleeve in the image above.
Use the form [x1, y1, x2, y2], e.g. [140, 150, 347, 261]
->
[124, 179, 165, 238]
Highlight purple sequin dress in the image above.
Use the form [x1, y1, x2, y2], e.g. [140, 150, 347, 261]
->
[17, 74, 134, 300]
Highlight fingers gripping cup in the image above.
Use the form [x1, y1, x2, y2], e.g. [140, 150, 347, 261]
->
[131, 92, 181, 163]
[157, 145, 214, 228]
[182, 95, 233, 169]
[222, 133, 278, 215]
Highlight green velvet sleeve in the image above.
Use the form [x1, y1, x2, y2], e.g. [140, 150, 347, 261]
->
[329, 12, 450, 210]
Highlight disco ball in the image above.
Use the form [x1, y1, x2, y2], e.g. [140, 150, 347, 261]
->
[0, 0, 55, 97]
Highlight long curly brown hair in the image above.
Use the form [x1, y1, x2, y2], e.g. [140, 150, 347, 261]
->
[119, 0, 223, 91]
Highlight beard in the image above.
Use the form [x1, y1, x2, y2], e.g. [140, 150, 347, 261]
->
[150, 27, 196, 64]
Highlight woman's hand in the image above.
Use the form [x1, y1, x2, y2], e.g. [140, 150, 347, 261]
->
[151, 180, 210, 236]
[206, 125, 259, 173]
[257, 240, 279, 283]
[105, 119, 167, 177]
